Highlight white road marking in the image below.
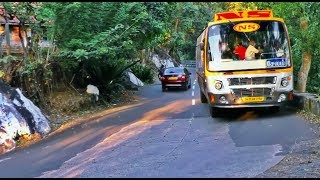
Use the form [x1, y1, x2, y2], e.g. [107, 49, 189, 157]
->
[192, 91, 194, 96]
[192, 99, 195, 105]
[0, 157, 11, 163]
[193, 82, 196, 85]
[189, 113, 194, 123]
[192, 85, 195, 90]
[42, 146, 50, 149]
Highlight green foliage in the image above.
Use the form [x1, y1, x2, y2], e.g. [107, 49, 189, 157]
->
[0, 71, 4, 78]
[47, 2, 168, 92]
[131, 63, 154, 84]
[266, 2, 320, 93]
[155, 2, 214, 60]
[5, 2, 320, 98]
[63, 55, 133, 96]
[0, 55, 17, 64]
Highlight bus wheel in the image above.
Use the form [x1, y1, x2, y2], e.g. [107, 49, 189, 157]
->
[209, 106, 220, 118]
[200, 90, 207, 103]
[269, 106, 280, 114]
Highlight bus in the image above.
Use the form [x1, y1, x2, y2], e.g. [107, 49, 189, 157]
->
[195, 10, 293, 117]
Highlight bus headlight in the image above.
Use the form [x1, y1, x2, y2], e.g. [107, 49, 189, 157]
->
[215, 81, 223, 90]
[281, 79, 288, 87]
[219, 95, 228, 104]
[281, 76, 291, 87]
[278, 94, 286, 102]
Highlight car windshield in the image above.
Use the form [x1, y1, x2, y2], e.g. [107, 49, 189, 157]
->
[207, 20, 291, 71]
[164, 68, 184, 74]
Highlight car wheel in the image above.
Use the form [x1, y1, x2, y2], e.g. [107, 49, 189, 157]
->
[188, 80, 191, 89]
[200, 90, 207, 103]
[162, 85, 166, 92]
[184, 83, 188, 91]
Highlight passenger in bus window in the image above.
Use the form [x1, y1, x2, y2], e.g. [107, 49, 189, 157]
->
[245, 39, 262, 60]
[273, 41, 285, 58]
[233, 42, 246, 60]
[221, 43, 233, 59]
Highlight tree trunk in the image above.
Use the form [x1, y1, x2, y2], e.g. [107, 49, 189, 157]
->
[3, 60, 23, 84]
[18, 23, 28, 61]
[3, 14, 12, 84]
[140, 49, 146, 64]
[4, 15, 10, 56]
[296, 17, 311, 93]
[174, 18, 179, 32]
[0, 32, 5, 58]
[297, 52, 312, 92]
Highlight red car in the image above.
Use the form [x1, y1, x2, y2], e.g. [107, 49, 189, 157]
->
[160, 67, 192, 92]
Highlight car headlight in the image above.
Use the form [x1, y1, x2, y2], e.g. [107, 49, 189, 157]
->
[215, 81, 223, 90]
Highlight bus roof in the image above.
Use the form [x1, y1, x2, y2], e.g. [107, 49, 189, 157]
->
[208, 10, 284, 26]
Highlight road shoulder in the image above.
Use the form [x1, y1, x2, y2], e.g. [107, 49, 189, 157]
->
[256, 110, 320, 178]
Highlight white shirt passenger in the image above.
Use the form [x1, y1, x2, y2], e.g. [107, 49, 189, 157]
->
[245, 45, 259, 60]
[276, 48, 285, 58]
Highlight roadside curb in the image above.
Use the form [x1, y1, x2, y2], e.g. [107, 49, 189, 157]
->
[291, 92, 320, 115]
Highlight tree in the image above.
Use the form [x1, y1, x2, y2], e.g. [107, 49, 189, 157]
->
[228, 2, 320, 93]
[264, 2, 320, 92]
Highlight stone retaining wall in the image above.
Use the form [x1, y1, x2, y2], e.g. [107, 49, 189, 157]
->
[291, 92, 320, 115]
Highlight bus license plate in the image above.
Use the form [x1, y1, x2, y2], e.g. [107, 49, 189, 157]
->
[266, 58, 287, 68]
[241, 96, 264, 103]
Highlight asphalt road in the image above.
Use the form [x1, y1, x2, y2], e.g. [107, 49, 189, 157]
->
[0, 68, 317, 178]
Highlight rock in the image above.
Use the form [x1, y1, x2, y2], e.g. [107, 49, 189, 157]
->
[0, 92, 31, 139]
[0, 129, 16, 154]
[127, 70, 144, 87]
[13, 89, 51, 136]
[122, 69, 144, 90]
[0, 80, 51, 154]
[86, 84, 99, 101]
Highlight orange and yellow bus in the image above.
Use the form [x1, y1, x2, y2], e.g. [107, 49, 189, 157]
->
[195, 10, 293, 117]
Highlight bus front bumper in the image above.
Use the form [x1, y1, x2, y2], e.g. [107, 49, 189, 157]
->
[208, 91, 293, 108]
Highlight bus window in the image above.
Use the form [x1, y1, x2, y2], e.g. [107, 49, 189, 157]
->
[207, 20, 291, 72]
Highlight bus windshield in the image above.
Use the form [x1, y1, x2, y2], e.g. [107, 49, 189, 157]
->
[207, 20, 291, 71]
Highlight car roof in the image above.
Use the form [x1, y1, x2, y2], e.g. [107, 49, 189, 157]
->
[164, 67, 186, 74]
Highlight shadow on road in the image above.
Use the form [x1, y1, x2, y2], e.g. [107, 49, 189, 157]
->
[215, 106, 298, 123]
[162, 87, 191, 93]
[212, 106, 316, 154]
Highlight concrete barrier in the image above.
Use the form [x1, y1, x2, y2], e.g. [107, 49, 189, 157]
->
[182, 60, 196, 68]
[291, 92, 320, 115]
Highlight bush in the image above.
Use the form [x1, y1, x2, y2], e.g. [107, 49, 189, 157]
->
[131, 63, 154, 84]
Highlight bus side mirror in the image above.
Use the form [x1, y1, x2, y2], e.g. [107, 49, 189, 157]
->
[200, 42, 204, 51]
